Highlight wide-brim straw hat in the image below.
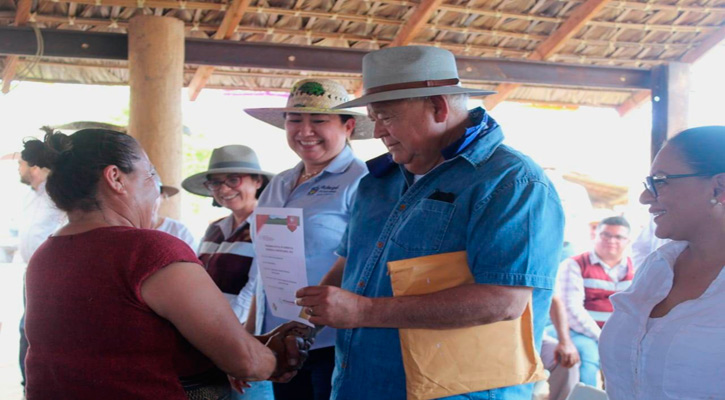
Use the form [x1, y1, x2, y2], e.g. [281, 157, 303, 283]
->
[335, 46, 496, 109]
[245, 79, 374, 139]
[1, 152, 19, 161]
[182, 145, 274, 197]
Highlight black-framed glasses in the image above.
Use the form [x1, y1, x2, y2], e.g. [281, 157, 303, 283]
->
[203, 175, 246, 192]
[643, 173, 712, 198]
[599, 231, 629, 242]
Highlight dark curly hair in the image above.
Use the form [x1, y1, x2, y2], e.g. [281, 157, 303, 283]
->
[21, 128, 141, 212]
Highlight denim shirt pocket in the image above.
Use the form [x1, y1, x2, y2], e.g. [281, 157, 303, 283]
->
[390, 199, 455, 253]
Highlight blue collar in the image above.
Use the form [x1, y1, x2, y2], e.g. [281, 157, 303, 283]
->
[366, 107, 500, 178]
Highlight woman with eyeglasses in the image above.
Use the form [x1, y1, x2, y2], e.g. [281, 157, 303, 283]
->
[182, 145, 273, 322]
[599, 126, 725, 399]
[183, 145, 311, 399]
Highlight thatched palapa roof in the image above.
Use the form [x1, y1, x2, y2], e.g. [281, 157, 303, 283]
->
[1, 0, 725, 110]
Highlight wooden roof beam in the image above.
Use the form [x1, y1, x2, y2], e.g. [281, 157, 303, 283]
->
[616, 24, 725, 116]
[187, 0, 252, 101]
[0, 27, 651, 90]
[349, 0, 446, 95]
[391, 0, 445, 46]
[1, 0, 32, 93]
[484, 0, 612, 110]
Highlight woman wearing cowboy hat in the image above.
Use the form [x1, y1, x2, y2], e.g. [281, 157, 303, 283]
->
[243, 78, 373, 400]
[182, 145, 274, 321]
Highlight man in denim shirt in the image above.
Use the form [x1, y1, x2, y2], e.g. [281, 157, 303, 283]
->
[296, 46, 564, 399]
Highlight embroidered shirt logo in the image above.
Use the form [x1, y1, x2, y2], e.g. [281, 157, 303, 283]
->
[307, 185, 339, 196]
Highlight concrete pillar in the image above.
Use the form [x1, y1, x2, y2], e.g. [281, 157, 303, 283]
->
[128, 15, 184, 219]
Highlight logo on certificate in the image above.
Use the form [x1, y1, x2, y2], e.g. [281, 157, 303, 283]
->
[286, 216, 300, 232]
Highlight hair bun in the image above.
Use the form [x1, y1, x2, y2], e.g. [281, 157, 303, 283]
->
[21, 127, 73, 169]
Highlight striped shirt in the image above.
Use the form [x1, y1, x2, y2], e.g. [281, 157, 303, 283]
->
[555, 251, 631, 340]
[198, 215, 257, 321]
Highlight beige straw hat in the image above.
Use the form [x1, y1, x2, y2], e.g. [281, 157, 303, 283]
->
[182, 145, 274, 197]
[335, 46, 496, 109]
[244, 79, 374, 140]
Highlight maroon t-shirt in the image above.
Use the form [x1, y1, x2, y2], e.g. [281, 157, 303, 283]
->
[25, 226, 214, 399]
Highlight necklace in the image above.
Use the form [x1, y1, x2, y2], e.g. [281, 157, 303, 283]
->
[299, 169, 322, 181]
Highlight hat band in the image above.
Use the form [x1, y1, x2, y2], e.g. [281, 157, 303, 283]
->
[364, 78, 460, 96]
[209, 161, 261, 170]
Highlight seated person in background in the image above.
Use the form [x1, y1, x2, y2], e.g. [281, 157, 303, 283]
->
[152, 177, 197, 250]
[538, 295, 580, 400]
[556, 216, 633, 387]
[22, 128, 308, 400]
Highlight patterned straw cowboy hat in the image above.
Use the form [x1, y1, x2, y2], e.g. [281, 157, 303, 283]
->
[244, 79, 374, 139]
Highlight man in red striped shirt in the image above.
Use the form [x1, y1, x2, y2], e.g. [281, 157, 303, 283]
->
[554, 216, 633, 387]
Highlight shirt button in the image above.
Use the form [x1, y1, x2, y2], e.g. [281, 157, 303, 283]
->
[341, 362, 347, 369]
[399, 204, 406, 211]
[376, 242, 383, 248]
[358, 280, 365, 288]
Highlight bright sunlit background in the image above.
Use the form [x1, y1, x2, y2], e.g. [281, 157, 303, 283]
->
[0, 43, 723, 398]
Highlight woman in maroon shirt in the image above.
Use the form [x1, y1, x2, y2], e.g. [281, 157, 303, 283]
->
[21, 128, 308, 400]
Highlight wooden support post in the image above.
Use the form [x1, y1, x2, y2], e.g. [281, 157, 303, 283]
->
[128, 16, 184, 219]
[617, 25, 725, 117]
[650, 62, 690, 161]
[1, 0, 32, 93]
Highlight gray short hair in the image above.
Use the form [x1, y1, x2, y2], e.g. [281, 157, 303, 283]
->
[444, 94, 470, 111]
[403, 94, 469, 111]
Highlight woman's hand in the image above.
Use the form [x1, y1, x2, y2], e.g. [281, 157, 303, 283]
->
[227, 376, 251, 394]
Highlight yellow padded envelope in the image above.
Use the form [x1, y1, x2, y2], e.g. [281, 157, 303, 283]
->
[387, 251, 546, 400]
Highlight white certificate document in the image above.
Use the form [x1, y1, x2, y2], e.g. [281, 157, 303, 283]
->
[253, 207, 312, 326]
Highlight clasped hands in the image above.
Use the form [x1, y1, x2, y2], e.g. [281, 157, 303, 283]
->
[229, 321, 314, 393]
[264, 321, 315, 381]
[230, 285, 370, 393]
